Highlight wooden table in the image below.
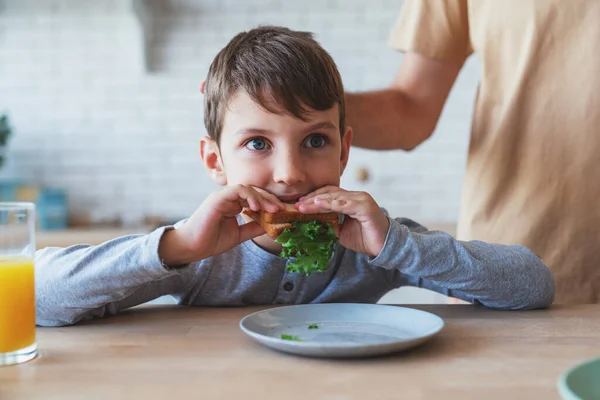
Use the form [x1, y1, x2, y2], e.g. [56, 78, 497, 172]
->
[1, 304, 598, 400]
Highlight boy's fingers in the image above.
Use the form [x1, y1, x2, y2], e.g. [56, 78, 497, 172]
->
[250, 186, 286, 210]
[297, 197, 315, 207]
[238, 221, 265, 242]
[298, 192, 334, 207]
[248, 196, 262, 211]
[299, 195, 362, 217]
[297, 192, 339, 209]
[262, 193, 286, 210]
[298, 185, 338, 202]
[296, 199, 325, 213]
[237, 188, 261, 212]
[230, 186, 261, 211]
[238, 186, 283, 213]
[316, 197, 354, 214]
[211, 190, 245, 216]
[297, 197, 340, 214]
[215, 186, 278, 216]
[257, 196, 280, 213]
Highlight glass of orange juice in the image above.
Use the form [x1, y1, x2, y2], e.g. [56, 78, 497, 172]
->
[0, 202, 36, 366]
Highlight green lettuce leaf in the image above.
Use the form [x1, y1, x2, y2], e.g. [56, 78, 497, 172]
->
[281, 334, 301, 341]
[275, 220, 338, 275]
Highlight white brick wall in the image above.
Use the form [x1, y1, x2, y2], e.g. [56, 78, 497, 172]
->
[0, 0, 481, 226]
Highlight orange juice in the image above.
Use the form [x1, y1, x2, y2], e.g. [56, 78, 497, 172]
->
[0, 257, 36, 353]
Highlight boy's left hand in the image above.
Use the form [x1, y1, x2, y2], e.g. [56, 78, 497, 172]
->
[297, 186, 390, 258]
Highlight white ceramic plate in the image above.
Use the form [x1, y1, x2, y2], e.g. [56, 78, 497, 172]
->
[239, 303, 444, 358]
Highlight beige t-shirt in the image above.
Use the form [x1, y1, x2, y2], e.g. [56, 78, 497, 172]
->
[390, 0, 600, 304]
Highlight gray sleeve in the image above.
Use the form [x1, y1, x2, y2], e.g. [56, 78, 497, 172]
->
[35, 226, 194, 327]
[370, 217, 555, 310]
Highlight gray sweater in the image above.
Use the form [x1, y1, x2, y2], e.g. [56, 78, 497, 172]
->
[35, 215, 555, 326]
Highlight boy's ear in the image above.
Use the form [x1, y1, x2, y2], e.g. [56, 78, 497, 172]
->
[340, 126, 353, 174]
[200, 136, 227, 186]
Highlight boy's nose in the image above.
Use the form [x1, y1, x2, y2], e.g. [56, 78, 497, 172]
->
[273, 155, 306, 185]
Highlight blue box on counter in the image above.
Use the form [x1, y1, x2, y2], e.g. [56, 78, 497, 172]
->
[0, 181, 68, 230]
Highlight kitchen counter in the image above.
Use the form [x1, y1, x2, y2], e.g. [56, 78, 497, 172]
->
[1, 304, 597, 399]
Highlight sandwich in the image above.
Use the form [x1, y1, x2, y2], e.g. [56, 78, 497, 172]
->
[243, 204, 339, 275]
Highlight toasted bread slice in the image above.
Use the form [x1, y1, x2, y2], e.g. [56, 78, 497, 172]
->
[261, 203, 338, 224]
[258, 221, 294, 238]
[243, 203, 339, 238]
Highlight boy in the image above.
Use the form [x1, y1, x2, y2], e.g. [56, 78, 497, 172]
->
[35, 26, 554, 327]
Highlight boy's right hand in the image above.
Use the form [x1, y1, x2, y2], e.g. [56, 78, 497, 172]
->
[158, 185, 285, 266]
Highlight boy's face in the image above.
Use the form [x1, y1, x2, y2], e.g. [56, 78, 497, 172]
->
[201, 91, 352, 202]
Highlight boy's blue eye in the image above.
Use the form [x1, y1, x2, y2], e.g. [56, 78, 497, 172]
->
[305, 134, 327, 148]
[245, 138, 270, 151]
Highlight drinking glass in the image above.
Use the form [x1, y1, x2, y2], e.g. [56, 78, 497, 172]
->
[0, 202, 37, 366]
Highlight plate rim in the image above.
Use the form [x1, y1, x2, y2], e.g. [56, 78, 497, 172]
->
[239, 303, 445, 349]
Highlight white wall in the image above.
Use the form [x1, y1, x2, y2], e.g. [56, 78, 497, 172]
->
[0, 0, 481, 228]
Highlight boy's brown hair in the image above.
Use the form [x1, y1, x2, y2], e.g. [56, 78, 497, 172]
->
[204, 26, 345, 144]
